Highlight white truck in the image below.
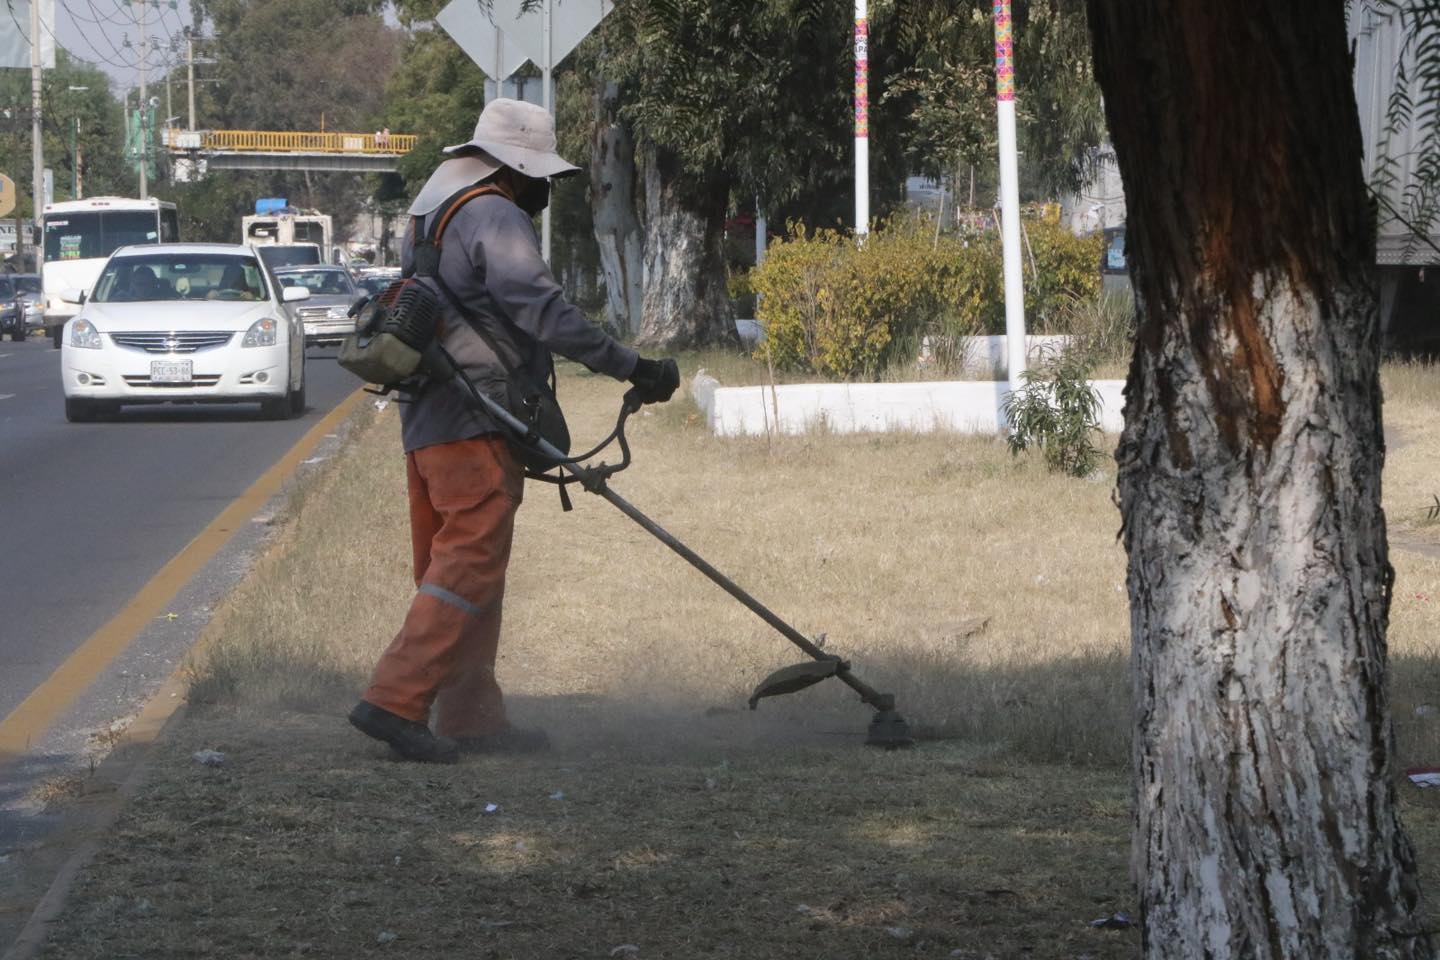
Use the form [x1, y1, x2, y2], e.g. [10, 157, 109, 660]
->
[1351, 3, 1440, 351]
[242, 210, 333, 264]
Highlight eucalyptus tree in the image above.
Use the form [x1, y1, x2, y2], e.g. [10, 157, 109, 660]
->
[603, 0, 856, 346]
[1088, 0, 1432, 955]
[892, 0, 1105, 203]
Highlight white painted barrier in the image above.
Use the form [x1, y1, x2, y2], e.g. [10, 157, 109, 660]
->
[690, 374, 1127, 438]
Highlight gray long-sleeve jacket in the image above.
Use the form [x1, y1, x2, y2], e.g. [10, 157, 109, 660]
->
[397, 192, 639, 453]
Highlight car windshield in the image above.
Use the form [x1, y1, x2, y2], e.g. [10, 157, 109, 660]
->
[358, 275, 395, 296]
[1, 275, 41, 297]
[258, 245, 320, 269]
[277, 269, 355, 296]
[92, 254, 269, 303]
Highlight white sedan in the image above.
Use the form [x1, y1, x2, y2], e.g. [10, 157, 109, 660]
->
[60, 243, 310, 423]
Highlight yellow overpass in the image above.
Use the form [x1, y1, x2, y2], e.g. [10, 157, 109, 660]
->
[163, 129, 417, 174]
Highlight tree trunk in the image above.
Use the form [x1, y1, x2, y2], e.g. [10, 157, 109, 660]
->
[590, 80, 644, 338]
[636, 145, 735, 349]
[1086, 2, 1432, 957]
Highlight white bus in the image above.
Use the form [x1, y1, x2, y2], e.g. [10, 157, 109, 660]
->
[40, 197, 180, 345]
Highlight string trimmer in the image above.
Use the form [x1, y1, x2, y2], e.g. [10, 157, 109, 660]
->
[426, 347, 914, 749]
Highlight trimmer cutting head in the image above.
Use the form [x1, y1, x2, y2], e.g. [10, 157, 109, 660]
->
[865, 700, 915, 750]
[749, 660, 915, 749]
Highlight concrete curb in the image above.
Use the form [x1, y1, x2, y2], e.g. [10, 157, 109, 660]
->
[691, 374, 1127, 437]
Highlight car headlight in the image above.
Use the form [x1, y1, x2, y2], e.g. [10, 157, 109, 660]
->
[242, 318, 279, 348]
[70, 318, 103, 349]
[327, 305, 350, 320]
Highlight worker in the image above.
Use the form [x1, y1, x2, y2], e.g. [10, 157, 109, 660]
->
[348, 99, 679, 764]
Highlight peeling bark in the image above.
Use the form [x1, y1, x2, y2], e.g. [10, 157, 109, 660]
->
[590, 80, 644, 338]
[1086, 2, 1432, 956]
[636, 145, 736, 349]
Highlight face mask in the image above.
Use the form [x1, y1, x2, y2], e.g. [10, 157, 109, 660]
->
[516, 176, 551, 216]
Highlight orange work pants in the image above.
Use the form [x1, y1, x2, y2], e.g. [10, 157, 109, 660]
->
[362, 435, 524, 738]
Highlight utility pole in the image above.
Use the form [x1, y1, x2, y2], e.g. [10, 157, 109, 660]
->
[185, 27, 196, 131]
[137, 0, 149, 199]
[31, 0, 45, 262]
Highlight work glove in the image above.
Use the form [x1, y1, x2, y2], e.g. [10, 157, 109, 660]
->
[627, 356, 680, 405]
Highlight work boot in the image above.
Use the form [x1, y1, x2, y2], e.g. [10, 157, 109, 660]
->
[452, 725, 552, 755]
[349, 700, 458, 764]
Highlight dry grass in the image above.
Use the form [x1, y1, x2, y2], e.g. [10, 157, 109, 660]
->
[28, 356, 1440, 959]
[191, 357, 1133, 768]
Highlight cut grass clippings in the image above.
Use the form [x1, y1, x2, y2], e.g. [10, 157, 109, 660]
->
[28, 356, 1440, 959]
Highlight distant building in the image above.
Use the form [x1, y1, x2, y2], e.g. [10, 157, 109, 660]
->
[1061, 145, 1126, 237]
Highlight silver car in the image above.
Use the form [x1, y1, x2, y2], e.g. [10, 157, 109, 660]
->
[274, 265, 362, 346]
[0, 274, 43, 342]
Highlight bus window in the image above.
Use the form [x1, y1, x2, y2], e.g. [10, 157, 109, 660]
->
[44, 211, 161, 261]
[161, 207, 180, 243]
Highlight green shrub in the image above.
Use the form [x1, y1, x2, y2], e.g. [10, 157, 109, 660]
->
[1022, 220, 1105, 326]
[1002, 347, 1104, 478]
[1052, 288, 1137, 371]
[752, 216, 1107, 379]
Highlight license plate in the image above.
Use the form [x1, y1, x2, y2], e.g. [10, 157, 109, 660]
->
[151, 360, 193, 383]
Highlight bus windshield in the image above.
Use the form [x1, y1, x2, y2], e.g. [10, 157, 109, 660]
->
[43, 211, 161, 262]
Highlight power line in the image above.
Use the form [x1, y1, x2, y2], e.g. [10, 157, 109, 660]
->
[42, 1, 142, 70]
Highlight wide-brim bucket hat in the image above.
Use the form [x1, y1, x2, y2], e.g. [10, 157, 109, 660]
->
[442, 98, 580, 179]
[407, 152, 504, 216]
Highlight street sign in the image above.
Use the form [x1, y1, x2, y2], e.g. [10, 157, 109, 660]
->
[437, 0, 531, 81]
[0, 0, 56, 70]
[487, 0, 612, 69]
[0, 174, 15, 218]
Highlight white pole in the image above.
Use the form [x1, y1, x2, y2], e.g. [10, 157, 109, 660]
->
[755, 198, 767, 266]
[489, 24, 502, 103]
[854, 0, 869, 236]
[540, 0, 553, 264]
[993, 0, 1026, 388]
[30, 0, 44, 261]
[186, 28, 195, 131]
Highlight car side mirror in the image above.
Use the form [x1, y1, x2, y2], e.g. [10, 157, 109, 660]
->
[60, 288, 86, 305]
[282, 286, 311, 303]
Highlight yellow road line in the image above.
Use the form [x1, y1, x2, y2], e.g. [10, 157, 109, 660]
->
[0, 390, 365, 767]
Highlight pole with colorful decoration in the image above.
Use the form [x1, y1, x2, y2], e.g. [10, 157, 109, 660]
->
[993, 0, 1027, 388]
[854, 0, 869, 237]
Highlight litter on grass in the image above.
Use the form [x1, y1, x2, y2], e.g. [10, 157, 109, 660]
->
[1089, 912, 1133, 930]
[192, 749, 226, 767]
[1407, 767, 1440, 788]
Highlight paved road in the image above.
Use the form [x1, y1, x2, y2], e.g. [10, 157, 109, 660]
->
[0, 337, 358, 721]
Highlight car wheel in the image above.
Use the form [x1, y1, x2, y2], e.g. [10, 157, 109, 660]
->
[288, 368, 306, 416]
[65, 398, 97, 423]
[259, 395, 290, 420]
